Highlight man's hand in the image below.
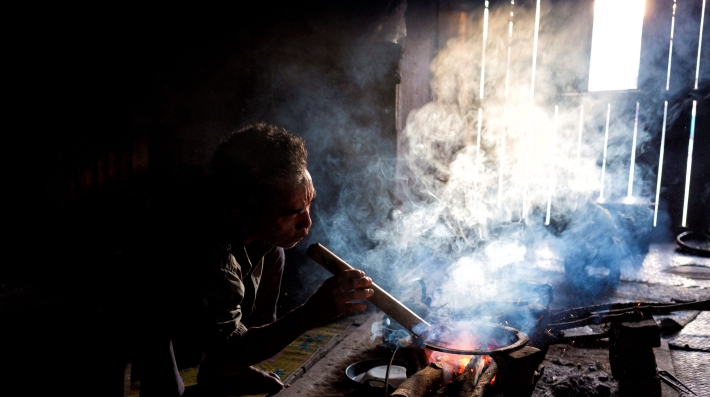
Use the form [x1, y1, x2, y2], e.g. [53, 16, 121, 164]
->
[304, 269, 374, 325]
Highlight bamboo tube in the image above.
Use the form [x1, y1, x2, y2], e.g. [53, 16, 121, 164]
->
[306, 242, 431, 335]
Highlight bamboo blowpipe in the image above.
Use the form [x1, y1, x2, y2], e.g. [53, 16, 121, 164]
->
[306, 242, 431, 335]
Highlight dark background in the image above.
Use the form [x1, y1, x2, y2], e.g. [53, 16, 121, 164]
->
[4, 2, 403, 395]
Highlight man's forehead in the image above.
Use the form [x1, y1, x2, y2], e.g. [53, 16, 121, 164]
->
[268, 173, 315, 205]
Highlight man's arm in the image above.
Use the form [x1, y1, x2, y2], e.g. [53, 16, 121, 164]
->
[208, 269, 373, 376]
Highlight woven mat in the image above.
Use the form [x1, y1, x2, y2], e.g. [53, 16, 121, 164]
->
[670, 350, 710, 397]
[667, 311, 710, 352]
[667, 311, 710, 397]
[127, 316, 353, 397]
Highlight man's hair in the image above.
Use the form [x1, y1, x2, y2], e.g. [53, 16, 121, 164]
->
[209, 122, 308, 209]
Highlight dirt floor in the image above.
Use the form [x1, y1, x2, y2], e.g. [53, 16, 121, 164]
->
[532, 341, 618, 397]
[274, 242, 710, 397]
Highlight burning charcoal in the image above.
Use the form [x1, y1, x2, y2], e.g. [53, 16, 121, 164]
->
[435, 355, 483, 397]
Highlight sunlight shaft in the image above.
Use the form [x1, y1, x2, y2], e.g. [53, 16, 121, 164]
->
[654, 102, 668, 227]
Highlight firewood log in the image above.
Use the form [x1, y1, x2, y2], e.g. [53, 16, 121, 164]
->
[436, 356, 481, 397]
[391, 362, 446, 397]
[470, 360, 498, 397]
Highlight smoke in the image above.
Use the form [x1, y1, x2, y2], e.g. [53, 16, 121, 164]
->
[382, 1, 660, 321]
[269, 1, 705, 339]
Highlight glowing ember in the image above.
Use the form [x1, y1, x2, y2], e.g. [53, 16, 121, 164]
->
[490, 375, 497, 385]
[427, 352, 472, 377]
[426, 352, 492, 383]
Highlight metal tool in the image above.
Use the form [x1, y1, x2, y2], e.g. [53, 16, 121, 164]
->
[658, 370, 697, 396]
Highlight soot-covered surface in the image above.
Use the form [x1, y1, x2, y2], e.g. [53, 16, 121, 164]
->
[532, 342, 617, 397]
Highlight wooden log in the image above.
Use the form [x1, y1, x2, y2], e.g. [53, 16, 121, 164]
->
[391, 362, 446, 397]
[436, 356, 481, 397]
[470, 360, 497, 397]
[306, 242, 431, 334]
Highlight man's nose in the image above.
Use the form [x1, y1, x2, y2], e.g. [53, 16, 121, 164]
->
[297, 209, 312, 230]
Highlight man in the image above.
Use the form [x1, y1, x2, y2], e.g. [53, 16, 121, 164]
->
[138, 123, 374, 397]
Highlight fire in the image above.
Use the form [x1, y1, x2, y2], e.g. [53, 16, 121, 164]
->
[490, 375, 497, 385]
[427, 352, 472, 376]
[425, 351, 492, 379]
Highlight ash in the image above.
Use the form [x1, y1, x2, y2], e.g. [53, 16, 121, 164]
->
[532, 342, 618, 397]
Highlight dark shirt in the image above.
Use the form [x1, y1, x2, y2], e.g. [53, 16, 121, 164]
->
[194, 241, 277, 353]
[146, 165, 285, 356]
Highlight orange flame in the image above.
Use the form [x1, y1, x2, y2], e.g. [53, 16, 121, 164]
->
[426, 352, 472, 376]
[490, 375, 497, 385]
[425, 351, 494, 379]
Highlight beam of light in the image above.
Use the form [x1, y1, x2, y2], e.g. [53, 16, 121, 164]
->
[545, 106, 559, 226]
[667, 0, 677, 91]
[497, 128, 505, 208]
[475, 108, 483, 190]
[577, 105, 584, 163]
[530, 0, 541, 97]
[654, 101, 668, 227]
[524, 0, 540, 222]
[480, 1, 490, 99]
[697, 0, 707, 89]
[627, 102, 640, 197]
[522, 108, 532, 221]
[499, 0, 514, 209]
[588, 0, 646, 91]
[682, 101, 697, 228]
[504, 2, 514, 99]
[600, 104, 611, 200]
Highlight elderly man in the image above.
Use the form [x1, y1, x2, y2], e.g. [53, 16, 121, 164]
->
[138, 123, 373, 397]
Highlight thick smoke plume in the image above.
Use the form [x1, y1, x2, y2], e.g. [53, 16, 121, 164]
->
[298, 1, 698, 339]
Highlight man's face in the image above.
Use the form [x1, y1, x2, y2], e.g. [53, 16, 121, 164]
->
[252, 170, 315, 249]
